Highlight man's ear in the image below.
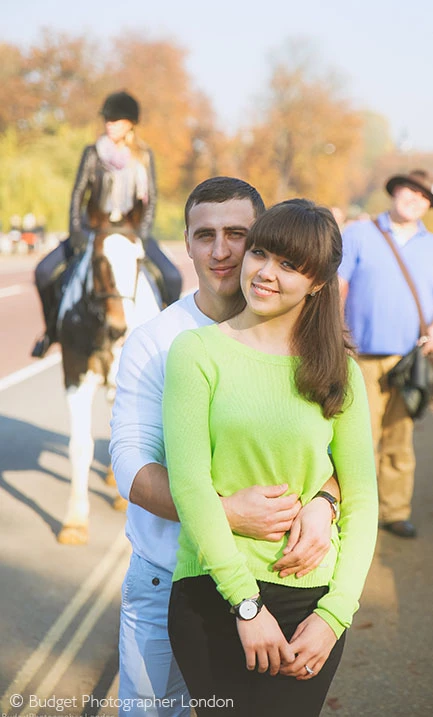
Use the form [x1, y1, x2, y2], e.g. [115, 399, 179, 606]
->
[184, 230, 192, 258]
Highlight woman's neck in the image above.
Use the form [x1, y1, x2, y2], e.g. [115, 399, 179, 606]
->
[221, 308, 297, 355]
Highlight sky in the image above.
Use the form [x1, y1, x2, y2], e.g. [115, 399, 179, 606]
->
[3, 0, 433, 151]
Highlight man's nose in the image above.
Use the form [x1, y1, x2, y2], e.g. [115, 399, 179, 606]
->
[211, 234, 230, 260]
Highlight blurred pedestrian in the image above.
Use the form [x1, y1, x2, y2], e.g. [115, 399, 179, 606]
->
[339, 169, 433, 538]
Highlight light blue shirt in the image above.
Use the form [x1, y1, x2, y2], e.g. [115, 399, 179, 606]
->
[339, 212, 433, 355]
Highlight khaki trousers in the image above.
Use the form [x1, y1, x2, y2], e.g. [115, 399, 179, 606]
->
[357, 355, 415, 523]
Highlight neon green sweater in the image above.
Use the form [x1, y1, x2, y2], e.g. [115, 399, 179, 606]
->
[163, 324, 378, 638]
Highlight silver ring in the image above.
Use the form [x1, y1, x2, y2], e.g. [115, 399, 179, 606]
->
[305, 665, 315, 676]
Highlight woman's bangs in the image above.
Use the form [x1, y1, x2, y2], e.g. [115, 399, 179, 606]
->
[248, 206, 328, 278]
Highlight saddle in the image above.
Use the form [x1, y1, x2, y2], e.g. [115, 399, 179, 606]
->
[57, 240, 111, 356]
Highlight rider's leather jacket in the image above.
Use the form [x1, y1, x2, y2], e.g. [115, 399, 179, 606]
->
[69, 141, 157, 252]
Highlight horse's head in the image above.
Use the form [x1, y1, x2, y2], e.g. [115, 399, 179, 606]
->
[92, 231, 144, 340]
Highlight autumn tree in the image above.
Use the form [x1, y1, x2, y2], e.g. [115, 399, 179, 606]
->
[0, 44, 40, 132]
[24, 29, 108, 129]
[233, 39, 365, 209]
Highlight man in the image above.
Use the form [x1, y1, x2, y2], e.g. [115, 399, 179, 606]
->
[110, 177, 340, 717]
[339, 169, 433, 539]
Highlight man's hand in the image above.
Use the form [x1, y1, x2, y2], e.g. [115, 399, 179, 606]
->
[272, 498, 332, 578]
[420, 326, 433, 356]
[221, 485, 301, 541]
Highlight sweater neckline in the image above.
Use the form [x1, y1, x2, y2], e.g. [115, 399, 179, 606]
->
[204, 323, 298, 365]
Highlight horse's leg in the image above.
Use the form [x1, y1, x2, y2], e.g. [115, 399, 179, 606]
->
[58, 372, 99, 545]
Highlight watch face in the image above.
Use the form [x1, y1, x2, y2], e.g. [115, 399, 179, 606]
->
[239, 600, 258, 620]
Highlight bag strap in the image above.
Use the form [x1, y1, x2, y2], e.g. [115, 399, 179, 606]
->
[373, 218, 428, 337]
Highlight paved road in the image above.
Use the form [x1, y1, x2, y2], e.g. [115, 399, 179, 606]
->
[0, 244, 196, 717]
[1, 245, 433, 716]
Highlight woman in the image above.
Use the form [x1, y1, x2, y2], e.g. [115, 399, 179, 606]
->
[32, 90, 182, 358]
[162, 199, 378, 716]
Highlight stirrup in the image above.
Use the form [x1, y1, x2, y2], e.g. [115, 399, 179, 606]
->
[31, 334, 51, 359]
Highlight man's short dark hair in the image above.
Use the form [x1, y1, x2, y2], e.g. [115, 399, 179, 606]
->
[184, 177, 265, 227]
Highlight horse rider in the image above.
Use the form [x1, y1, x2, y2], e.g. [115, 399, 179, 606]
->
[31, 90, 183, 358]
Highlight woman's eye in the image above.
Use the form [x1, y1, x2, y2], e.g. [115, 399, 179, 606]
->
[251, 249, 265, 256]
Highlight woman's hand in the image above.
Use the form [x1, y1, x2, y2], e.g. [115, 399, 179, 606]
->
[279, 613, 338, 679]
[272, 499, 332, 578]
[236, 606, 296, 676]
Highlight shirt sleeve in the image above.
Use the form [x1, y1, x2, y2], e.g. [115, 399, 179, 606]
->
[314, 358, 378, 637]
[338, 222, 363, 283]
[163, 330, 259, 605]
[109, 325, 166, 500]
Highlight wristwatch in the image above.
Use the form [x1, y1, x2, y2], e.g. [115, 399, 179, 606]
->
[230, 595, 263, 620]
[314, 490, 340, 524]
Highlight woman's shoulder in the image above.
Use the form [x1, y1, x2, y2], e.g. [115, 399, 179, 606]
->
[170, 324, 216, 352]
[134, 137, 154, 156]
[78, 144, 98, 165]
[82, 143, 97, 155]
[345, 355, 368, 395]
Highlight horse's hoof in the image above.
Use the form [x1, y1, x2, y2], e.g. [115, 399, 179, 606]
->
[113, 495, 128, 512]
[57, 525, 88, 545]
[105, 466, 117, 487]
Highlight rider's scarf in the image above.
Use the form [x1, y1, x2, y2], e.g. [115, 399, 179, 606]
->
[96, 135, 149, 222]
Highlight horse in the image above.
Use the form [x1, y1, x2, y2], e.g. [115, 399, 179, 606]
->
[56, 229, 162, 545]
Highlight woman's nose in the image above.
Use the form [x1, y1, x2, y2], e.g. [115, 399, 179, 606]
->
[257, 259, 276, 280]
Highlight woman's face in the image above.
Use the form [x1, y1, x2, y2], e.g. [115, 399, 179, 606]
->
[241, 246, 317, 321]
[105, 119, 134, 144]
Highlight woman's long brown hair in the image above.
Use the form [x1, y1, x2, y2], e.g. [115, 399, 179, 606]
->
[245, 198, 353, 418]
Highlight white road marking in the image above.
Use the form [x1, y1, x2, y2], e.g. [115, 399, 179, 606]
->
[0, 284, 24, 299]
[21, 555, 129, 712]
[0, 353, 61, 393]
[0, 530, 130, 713]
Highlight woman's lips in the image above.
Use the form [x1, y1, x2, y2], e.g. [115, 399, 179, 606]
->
[251, 282, 279, 296]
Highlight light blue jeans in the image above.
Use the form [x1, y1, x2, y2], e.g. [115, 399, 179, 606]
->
[119, 552, 191, 717]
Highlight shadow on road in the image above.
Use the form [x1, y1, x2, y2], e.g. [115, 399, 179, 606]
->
[0, 414, 113, 538]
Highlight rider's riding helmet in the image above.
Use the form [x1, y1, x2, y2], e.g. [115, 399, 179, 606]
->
[100, 91, 140, 124]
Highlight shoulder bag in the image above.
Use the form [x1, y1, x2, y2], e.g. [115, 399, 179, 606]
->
[373, 219, 433, 420]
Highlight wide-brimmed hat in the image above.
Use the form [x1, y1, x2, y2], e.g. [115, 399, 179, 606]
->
[385, 169, 433, 207]
[100, 91, 140, 123]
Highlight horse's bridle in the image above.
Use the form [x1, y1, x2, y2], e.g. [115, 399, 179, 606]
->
[91, 255, 142, 303]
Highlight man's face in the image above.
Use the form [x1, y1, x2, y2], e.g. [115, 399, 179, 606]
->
[392, 185, 431, 222]
[185, 199, 256, 309]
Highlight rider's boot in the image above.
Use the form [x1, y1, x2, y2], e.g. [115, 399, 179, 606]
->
[31, 287, 58, 358]
[31, 332, 52, 358]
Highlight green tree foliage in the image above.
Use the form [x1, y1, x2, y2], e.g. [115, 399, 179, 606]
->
[0, 125, 94, 231]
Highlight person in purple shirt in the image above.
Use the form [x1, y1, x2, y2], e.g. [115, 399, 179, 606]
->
[339, 169, 433, 538]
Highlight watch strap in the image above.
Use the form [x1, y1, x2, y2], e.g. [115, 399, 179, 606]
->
[314, 490, 340, 522]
